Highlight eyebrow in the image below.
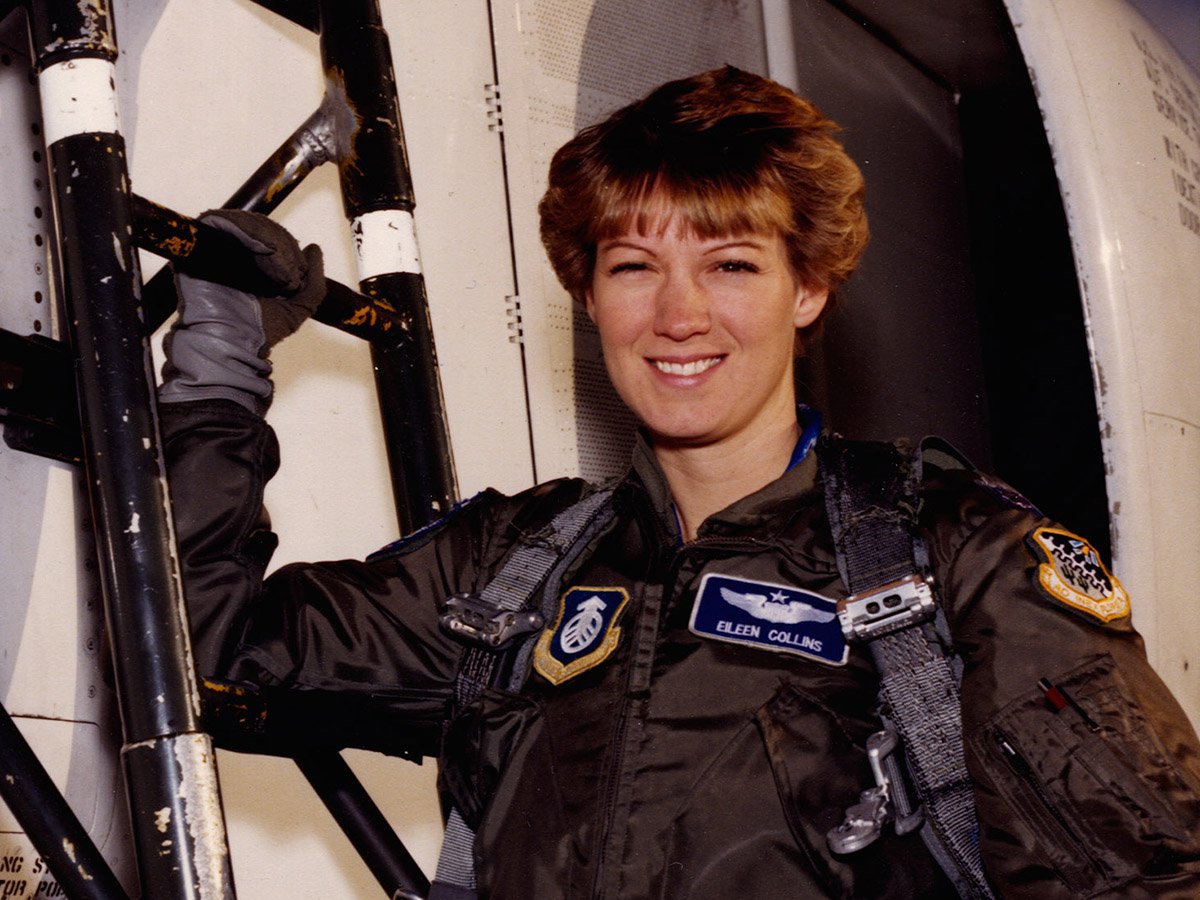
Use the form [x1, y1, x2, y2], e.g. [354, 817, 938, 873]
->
[701, 239, 767, 254]
[596, 238, 650, 252]
[596, 237, 769, 253]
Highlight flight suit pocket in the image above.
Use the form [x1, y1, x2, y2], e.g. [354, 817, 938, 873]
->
[972, 654, 1200, 896]
[754, 680, 950, 899]
[658, 718, 807, 899]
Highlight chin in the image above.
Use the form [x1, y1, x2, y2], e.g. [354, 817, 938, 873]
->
[643, 419, 720, 447]
[620, 390, 727, 446]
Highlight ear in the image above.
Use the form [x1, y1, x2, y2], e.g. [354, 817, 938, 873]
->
[792, 284, 829, 329]
[584, 288, 598, 324]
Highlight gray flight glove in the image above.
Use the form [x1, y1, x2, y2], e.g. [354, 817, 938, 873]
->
[160, 209, 325, 414]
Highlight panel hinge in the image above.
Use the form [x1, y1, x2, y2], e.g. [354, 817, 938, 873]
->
[505, 294, 523, 344]
[485, 83, 503, 133]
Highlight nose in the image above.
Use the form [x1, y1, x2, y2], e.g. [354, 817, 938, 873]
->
[653, 273, 711, 341]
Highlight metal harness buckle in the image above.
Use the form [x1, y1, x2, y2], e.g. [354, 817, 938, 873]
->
[827, 727, 924, 854]
[837, 573, 936, 643]
[439, 594, 545, 650]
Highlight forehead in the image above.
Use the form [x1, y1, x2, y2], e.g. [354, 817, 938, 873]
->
[601, 203, 781, 245]
[593, 182, 792, 247]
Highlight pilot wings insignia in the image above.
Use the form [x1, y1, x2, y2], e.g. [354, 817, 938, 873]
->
[718, 587, 837, 625]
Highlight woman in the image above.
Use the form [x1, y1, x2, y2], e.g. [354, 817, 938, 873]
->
[163, 67, 1200, 898]
[539, 66, 853, 542]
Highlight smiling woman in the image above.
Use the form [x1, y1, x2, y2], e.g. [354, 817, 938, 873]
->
[159, 65, 1200, 900]
[539, 66, 866, 536]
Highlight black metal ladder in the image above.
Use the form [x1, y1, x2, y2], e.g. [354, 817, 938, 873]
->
[0, 1, 457, 896]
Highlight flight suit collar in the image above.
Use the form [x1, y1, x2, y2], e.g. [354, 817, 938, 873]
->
[628, 429, 823, 545]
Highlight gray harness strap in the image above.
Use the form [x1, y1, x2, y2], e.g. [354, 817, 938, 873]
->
[819, 437, 995, 900]
[429, 487, 617, 899]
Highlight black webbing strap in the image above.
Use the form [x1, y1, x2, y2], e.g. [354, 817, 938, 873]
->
[430, 487, 617, 899]
[818, 437, 995, 900]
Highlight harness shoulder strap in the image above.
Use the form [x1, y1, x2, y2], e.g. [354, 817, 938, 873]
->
[430, 485, 618, 900]
[817, 435, 995, 900]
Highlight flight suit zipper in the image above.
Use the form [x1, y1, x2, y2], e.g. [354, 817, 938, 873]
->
[590, 535, 778, 898]
[591, 579, 662, 900]
[991, 726, 1104, 891]
[993, 729, 1087, 849]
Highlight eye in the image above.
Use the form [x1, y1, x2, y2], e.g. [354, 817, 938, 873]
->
[715, 259, 760, 274]
[607, 261, 649, 275]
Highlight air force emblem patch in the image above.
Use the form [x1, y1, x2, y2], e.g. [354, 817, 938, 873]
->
[1029, 527, 1130, 622]
[689, 573, 847, 666]
[534, 587, 629, 685]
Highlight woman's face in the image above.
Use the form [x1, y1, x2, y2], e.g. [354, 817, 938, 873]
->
[586, 217, 827, 451]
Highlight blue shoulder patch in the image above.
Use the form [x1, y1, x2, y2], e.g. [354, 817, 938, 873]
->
[689, 573, 847, 666]
[366, 492, 487, 562]
[534, 587, 630, 685]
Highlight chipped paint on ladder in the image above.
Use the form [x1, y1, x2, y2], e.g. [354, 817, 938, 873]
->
[173, 734, 231, 899]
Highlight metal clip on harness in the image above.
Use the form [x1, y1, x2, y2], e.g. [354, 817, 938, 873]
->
[439, 594, 544, 650]
[838, 574, 936, 642]
[828, 727, 925, 853]
[827, 577, 935, 852]
[819, 437, 995, 899]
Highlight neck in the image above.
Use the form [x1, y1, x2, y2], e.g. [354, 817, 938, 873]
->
[653, 417, 801, 542]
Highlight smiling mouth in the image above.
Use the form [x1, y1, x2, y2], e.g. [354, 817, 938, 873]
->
[651, 356, 723, 376]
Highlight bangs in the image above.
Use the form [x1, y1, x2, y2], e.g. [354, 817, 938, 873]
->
[590, 171, 794, 243]
[539, 67, 867, 303]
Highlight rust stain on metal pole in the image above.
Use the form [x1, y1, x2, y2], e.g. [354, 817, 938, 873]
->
[76, 0, 115, 53]
[155, 233, 197, 258]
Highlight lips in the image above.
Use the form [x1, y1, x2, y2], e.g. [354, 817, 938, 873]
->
[651, 356, 724, 376]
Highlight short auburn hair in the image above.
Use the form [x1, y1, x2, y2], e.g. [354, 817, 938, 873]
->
[539, 66, 868, 305]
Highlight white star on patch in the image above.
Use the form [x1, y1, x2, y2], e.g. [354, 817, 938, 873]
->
[719, 587, 836, 625]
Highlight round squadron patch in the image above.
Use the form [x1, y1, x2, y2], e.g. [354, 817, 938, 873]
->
[1028, 527, 1130, 622]
[533, 587, 629, 686]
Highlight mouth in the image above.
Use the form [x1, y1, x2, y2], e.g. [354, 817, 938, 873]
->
[650, 356, 724, 377]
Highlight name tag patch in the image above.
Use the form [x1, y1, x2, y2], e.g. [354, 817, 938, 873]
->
[689, 573, 847, 666]
[534, 587, 629, 685]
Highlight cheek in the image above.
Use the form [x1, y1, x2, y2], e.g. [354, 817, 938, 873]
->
[724, 307, 793, 356]
[753, 291, 805, 354]
[592, 300, 647, 350]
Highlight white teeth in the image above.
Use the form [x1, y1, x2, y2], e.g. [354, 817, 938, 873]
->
[653, 357, 720, 376]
